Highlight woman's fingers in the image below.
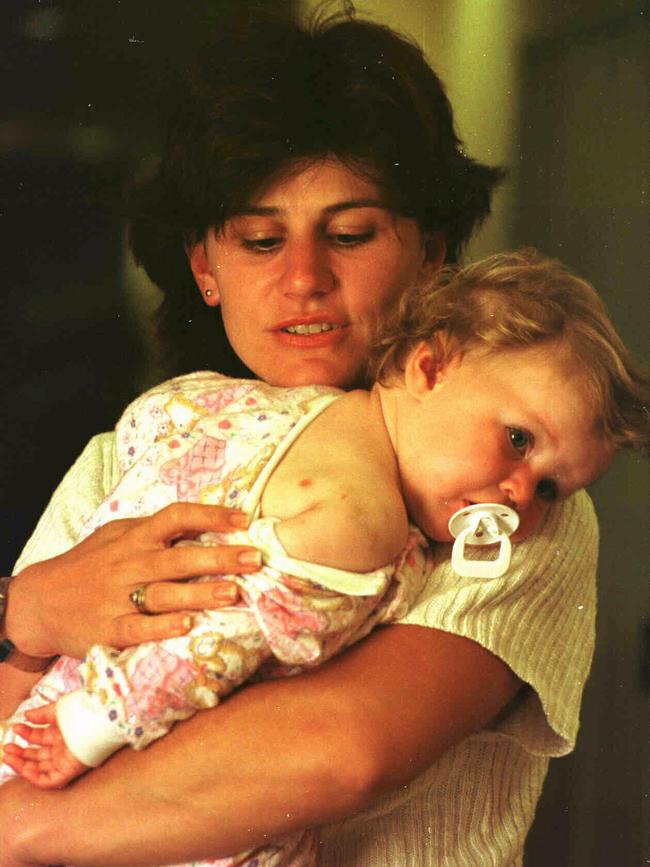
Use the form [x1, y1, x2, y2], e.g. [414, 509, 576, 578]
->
[130, 502, 251, 547]
[113, 579, 241, 645]
[111, 613, 189, 647]
[8, 503, 260, 656]
[78, 503, 249, 549]
[142, 541, 261, 584]
[140, 577, 240, 614]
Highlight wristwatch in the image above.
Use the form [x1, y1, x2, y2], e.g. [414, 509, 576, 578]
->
[0, 574, 54, 672]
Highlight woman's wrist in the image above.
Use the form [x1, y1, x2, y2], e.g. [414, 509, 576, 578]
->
[0, 575, 54, 671]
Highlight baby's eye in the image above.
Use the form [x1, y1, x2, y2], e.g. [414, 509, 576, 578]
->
[242, 237, 283, 253]
[507, 427, 533, 455]
[329, 229, 375, 247]
[536, 478, 559, 503]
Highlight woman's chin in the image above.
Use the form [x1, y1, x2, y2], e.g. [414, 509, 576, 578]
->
[255, 359, 362, 390]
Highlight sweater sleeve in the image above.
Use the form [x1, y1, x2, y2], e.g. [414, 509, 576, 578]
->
[13, 433, 119, 574]
[399, 490, 598, 756]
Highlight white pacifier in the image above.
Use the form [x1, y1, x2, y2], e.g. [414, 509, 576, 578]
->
[448, 504, 519, 579]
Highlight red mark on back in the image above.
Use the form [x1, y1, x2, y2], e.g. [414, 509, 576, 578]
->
[299, 478, 312, 488]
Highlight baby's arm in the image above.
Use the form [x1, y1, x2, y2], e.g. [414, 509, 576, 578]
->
[3, 704, 87, 789]
[270, 475, 409, 574]
[5, 603, 269, 791]
[5, 484, 411, 792]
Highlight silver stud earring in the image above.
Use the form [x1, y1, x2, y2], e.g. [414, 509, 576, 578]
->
[205, 289, 213, 298]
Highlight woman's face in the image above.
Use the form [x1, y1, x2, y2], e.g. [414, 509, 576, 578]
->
[188, 159, 441, 388]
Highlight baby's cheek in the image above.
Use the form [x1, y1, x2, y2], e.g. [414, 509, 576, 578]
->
[511, 501, 549, 541]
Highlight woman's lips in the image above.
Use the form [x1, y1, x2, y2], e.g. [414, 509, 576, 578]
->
[273, 326, 346, 348]
[271, 316, 347, 348]
[282, 322, 339, 335]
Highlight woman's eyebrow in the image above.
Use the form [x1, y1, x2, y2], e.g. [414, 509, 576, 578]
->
[230, 199, 387, 218]
[324, 199, 387, 214]
[230, 206, 278, 217]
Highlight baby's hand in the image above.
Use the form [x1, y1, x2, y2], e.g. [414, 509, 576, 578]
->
[3, 703, 89, 789]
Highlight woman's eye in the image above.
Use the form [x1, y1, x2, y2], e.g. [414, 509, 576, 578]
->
[329, 230, 375, 247]
[507, 427, 533, 455]
[242, 237, 282, 253]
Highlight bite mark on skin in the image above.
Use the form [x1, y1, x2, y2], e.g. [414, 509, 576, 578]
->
[299, 479, 312, 487]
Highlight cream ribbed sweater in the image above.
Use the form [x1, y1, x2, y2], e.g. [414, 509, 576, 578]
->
[14, 434, 597, 867]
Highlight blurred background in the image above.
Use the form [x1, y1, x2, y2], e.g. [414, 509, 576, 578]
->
[1, 1, 648, 863]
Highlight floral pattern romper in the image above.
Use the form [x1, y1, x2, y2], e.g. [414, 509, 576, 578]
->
[1, 372, 432, 867]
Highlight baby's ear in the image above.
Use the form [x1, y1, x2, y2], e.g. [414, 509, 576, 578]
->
[187, 239, 220, 306]
[404, 338, 461, 398]
[404, 341, 440, 398]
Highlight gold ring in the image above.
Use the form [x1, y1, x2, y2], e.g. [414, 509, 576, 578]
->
[129, 585, 151, 615]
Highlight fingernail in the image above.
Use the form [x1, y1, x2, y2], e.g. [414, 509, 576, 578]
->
[237, 549, 262, 568]
[213, 584, 239, 602]
[181, 615, 193, 631]
[229, 511, 250, 529]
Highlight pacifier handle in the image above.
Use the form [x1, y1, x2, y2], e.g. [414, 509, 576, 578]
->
[448, 504, 519, 579]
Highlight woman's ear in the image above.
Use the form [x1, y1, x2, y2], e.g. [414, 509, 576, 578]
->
[187, 240, 220, 306]
[420, 231, 446, 277]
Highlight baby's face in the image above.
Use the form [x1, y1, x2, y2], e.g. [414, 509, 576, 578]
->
[397, 340, 614, 542]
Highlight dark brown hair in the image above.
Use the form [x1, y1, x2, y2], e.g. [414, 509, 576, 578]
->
[129, 9, 503, 376]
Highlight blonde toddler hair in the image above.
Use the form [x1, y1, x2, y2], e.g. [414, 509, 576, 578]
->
[372, 248, 649, 455]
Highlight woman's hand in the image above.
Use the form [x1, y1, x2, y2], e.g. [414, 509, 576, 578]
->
[6, 503, 261, 659]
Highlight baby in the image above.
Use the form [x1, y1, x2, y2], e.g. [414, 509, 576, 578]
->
[2, 249, 648, 867]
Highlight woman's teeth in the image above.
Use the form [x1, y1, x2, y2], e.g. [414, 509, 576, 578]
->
[284, 323, 338, 334]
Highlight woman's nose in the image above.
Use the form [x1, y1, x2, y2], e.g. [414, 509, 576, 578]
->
[282, 239, 335, 298]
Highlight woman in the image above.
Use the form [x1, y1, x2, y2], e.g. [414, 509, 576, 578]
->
[0, 12, 597, 866]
